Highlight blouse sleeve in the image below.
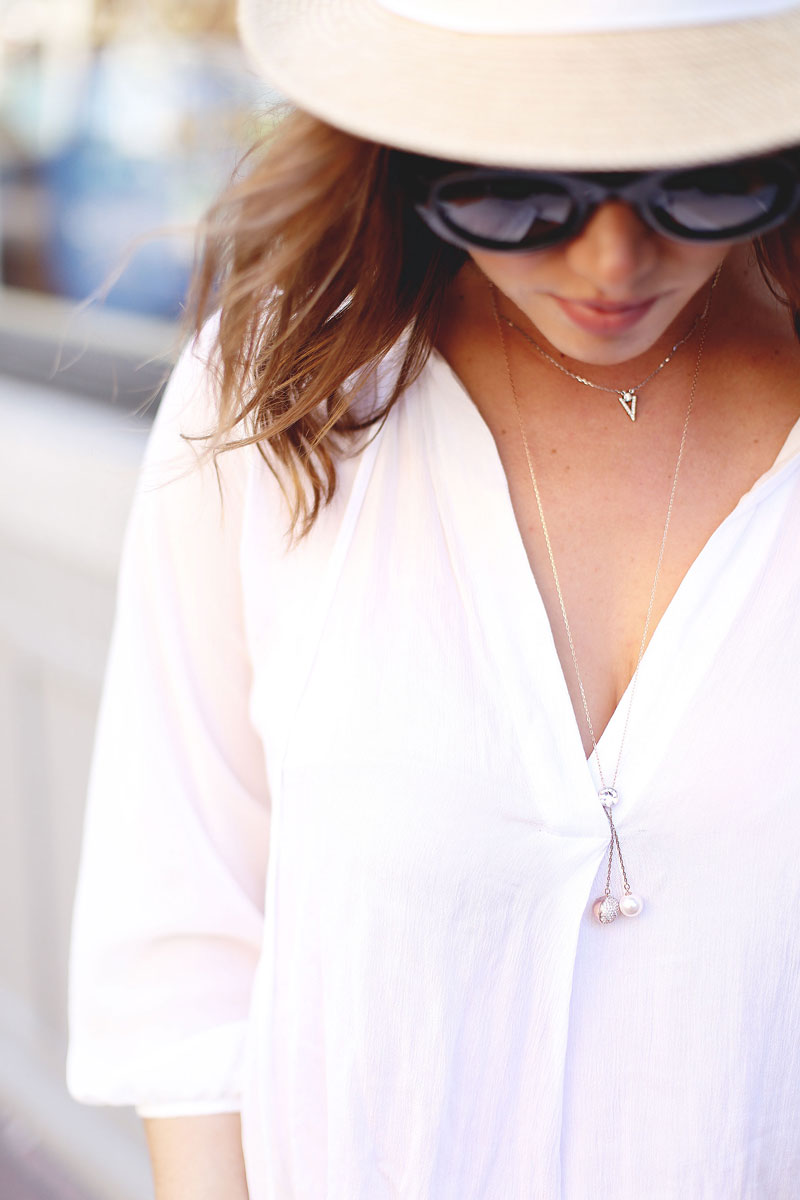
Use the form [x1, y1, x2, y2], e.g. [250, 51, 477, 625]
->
[67, 323, 271, 1116]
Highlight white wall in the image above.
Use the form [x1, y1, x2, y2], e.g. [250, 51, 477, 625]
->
[0, 374, 155, 1200]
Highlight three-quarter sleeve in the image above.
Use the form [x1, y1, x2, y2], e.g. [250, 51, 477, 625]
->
[67, 324, 271, 1115]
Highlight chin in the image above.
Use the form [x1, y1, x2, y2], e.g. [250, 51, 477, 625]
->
[543, 327, 665, 368]
[539, 302, 689, 367]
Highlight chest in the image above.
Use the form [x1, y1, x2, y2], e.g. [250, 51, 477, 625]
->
[460, 365, 800, 754]
[242, 398, 800, 841]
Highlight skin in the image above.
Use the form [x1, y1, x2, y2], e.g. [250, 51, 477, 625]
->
[144, 1115, 250, 1200]
[436, 200, 800, 755]
[469, 200, 730, 369]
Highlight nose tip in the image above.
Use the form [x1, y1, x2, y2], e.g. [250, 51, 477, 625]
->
[566, 200, 656, 291]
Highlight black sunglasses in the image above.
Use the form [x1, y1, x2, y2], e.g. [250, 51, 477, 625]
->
[412, 153, 800, 252]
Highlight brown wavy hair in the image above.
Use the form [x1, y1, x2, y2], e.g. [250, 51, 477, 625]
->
[189, 109, 800, 535]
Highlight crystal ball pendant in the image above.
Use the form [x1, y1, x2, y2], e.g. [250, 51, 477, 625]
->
[592, 895, 620, 923]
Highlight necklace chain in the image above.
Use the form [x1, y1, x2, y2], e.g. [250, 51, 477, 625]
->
[491, 270, 718, 920]
[502, 282, 716, 421]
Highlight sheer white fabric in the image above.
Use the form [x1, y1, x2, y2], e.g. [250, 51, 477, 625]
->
[68, 333, 800, 1198]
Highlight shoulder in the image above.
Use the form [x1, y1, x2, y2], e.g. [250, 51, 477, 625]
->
[133, 316, 272, 550]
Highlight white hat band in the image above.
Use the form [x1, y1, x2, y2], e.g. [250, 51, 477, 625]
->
[379, 0, 800, 35]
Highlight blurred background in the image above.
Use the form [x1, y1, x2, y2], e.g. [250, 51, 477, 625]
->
[0, 2, 270, 1195]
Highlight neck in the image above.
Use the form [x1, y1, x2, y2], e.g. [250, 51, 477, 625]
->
[435, 243, 797, 439]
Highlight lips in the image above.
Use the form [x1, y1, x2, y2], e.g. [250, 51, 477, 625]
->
[554, 294, 658, 334]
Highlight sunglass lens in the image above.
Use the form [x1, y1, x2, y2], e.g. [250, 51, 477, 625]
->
[651, 162, 794, 238]
[435, 176, 574, 248]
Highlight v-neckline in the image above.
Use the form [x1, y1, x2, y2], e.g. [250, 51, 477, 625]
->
[421, 348, 800, 824]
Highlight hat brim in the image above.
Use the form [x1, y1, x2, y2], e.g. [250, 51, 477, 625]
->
[239, 0, 800, 168]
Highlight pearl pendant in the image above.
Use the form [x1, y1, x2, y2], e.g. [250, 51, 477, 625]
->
[619, 893, 644, 917]
[592, 895, 620, 924]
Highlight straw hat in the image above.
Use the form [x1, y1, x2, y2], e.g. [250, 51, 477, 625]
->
[238, 0, 800, 169]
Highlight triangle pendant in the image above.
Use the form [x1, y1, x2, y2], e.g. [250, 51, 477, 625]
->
[618, 390, 637, 421]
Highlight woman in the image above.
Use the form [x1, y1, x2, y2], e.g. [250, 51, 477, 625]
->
[68, 2, 800, 1197]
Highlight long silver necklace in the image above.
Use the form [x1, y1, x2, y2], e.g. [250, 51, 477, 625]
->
[491, 277, 717, 923]
[501, 285, 716, 422]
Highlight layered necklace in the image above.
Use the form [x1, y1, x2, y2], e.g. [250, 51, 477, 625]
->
[501, 287, 715, 421]
[491, 273, 719, 923]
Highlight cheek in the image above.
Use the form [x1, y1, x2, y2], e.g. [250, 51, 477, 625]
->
[467, 247, 557, 299]
[662, 238, 735, 281]
[471, 240, 732, 298]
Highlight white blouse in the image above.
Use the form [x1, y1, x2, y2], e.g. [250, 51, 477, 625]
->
[68, 329, 800, 1199]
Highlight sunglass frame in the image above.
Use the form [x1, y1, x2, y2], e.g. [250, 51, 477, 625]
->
[412, 155, 800, 252]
